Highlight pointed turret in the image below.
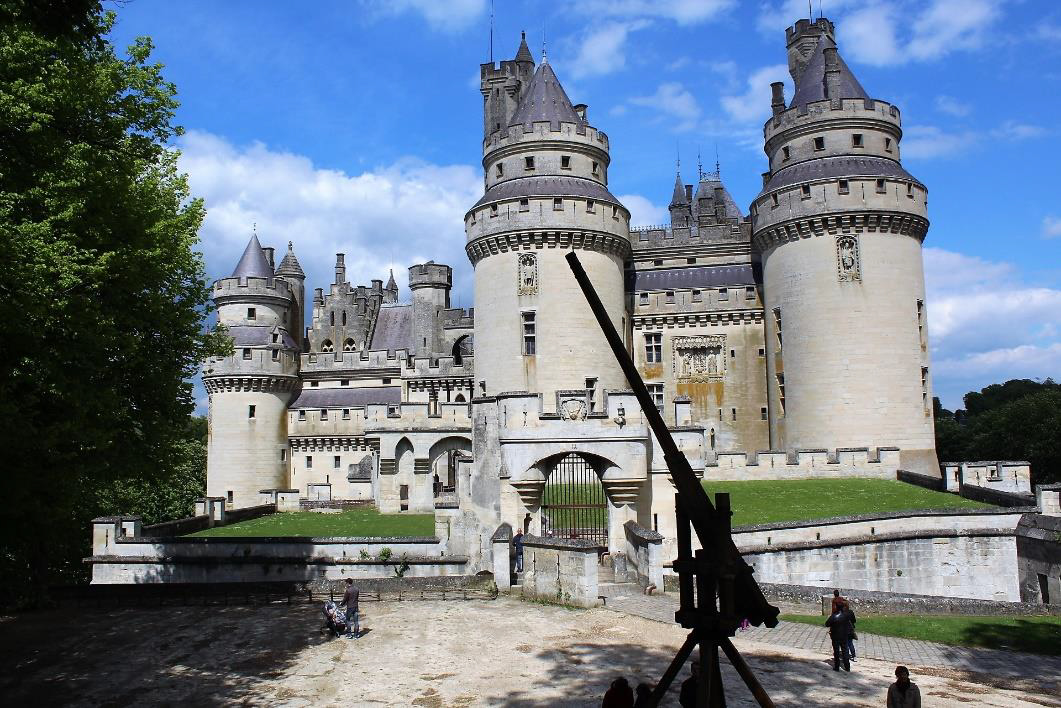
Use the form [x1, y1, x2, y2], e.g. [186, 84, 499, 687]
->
[669, 172, 687, 207]
[276, 240, 304, 279]
[789, 35, 868, 109]
[515, 30, 534, 65]
[509, 62, 584, 130]
[384, 269, 399, 304]
[230, 234, 273, 279]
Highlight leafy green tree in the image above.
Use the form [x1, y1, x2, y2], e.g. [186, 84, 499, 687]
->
[962, 390, 1061, 485]
[0, 1, 227, 606]
[962, 378, 1059, 417]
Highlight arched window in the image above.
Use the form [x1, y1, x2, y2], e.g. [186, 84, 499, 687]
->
[343, 338, 356, 352]
[454, 393, 466, 403]
[321, 339, 334, 353]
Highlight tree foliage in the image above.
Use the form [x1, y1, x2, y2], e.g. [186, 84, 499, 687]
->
[0, 1, 226, 606]
[934, 379, 1061, 485]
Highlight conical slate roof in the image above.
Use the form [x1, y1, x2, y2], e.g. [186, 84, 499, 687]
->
[276, 240, 304, 278]
[509, 61, 584, 130]
[515, 31, 534, 64]
[230, 234, 273, 278]
[789, 35, 868, 109]
[670, 172, 687, 207]
[385, 269, 398, 291]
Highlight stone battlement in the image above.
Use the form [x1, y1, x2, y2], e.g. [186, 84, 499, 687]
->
[203, 348, 300, 380]
[213, 275, 293, 304]
[484, 120, 608, 154]
[764, 97, 901, 144]
[707, 447, 901, 481]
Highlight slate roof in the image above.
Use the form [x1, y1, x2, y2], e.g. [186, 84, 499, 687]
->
[275, 241, 304, 278]
[289, 387, 402, 409]
[670, 173, 687, 207]
[369, 305, 413, 352]
[789, 35, 869, 109]
[514, 31, 534, 64]
[472, 175, 622, 210]
[508, 61, 584, 130]
[693, 177, 744, 220]
[230, 235, 274, 278]
[760, 155, 922, 195]
[227, 325, 298, 349]
[628, 264, 757, 292]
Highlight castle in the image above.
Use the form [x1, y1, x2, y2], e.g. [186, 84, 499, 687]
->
[204, 19, 938, 564]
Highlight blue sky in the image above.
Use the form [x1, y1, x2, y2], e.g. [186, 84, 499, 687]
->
[107, 0, 1061, 410]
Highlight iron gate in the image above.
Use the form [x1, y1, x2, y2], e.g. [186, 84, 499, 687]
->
[541, 453, 608, 547]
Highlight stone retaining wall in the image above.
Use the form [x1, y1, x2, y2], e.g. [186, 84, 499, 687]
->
[520, 536, 600, 608]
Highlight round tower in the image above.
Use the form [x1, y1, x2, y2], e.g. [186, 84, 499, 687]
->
[751, 18, 937, 474]
[409, 262, 452, 356]
[275, 240, 305, 351]
[204, 235, 300, 508]
[465, 52, 630, 407]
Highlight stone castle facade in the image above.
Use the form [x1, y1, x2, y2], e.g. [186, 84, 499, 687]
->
[203, 19, 937, 564]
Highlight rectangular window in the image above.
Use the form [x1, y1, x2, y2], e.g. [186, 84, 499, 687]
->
[334, 455, 341, 469]
[653, 259, 663, 266]
[298, 410, 306, 421]
[340, 379, 349, 386]
[730, 349, 736, 358]
[521, 311, 536, 355]
[342, 409, 350, 419]
[781, 146, 790, 161]
[718, 288, 729, 301]
[773, 308, 783, 349]
[776, 373, 786, 412]
[280, 449, 286, 461]
[311, 381, 319, 387]
[771, 193, 779, 207]
[686, 257, 696, 264]
[490, 204, 498, 217]
[242, 348, 252, 360]
[592, 161, 599, 175]
[612, 205, 619, 219]
[519, 198, 529, 212]
[247, 307, 256, 320]
[647, 384, 664, 410]
[916, 299, 926, 346]
[922, 366, 930, 412]
[665, 291, 675, 304]
[692, 289, 702, 302]
[553, 197, 563, 210]
[731, 407, 737, 421]
[524, 156, 535, 170]
[586, 199, 595, 212]
[907, 182, 914, 198]
[746, 286, 756, 299]
[876, 178, 887, 193]
[496, 163, 503, 177]
[248, 405, 256, 419]
[852, 133, 864, 148]
[885, 137, 893, 152]
[561, 155, 571, 169]
[639, 292, 649, 305]
[645, 332, 663, 363]
[838, 179, 849, 194]
[306, 455, 313, 469]
[382, 378, 392, 384]
[761, 407, 768, 420]
[271, 349, 279, 361]
[758, 347, 765, 357]
[320, 409, 328, 420]
[813, 136, 825, 151]
[227, 490, 233, 503]
[801, 184, 811, 199]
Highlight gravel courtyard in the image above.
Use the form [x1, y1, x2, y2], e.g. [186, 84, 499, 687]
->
[2, 596, 1057, 706]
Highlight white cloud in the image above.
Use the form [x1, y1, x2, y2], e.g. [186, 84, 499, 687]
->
[902, 120, 1045, 160]
[923, 247, 1061, 407]
[934, 95, 972, 117]
[1043, 216, 1061, 239]
[368, 0, 486, 32]
[667, 57, 692, 71]
[178, 131, 482, 309]
[756, 0, 1000, 66]
[628, 82, 701, 131]
[991, 121, 1045, 141]
[566, 21, 650, 79]
[719, 64, 789, 124]
[580, 0, 735, 25]
[618, 194, 667, 227]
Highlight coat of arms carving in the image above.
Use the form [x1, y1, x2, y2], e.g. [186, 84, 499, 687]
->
[673, 335, 726, 382]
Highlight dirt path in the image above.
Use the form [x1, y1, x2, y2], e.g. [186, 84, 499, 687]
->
[1, 598, 1055, 706]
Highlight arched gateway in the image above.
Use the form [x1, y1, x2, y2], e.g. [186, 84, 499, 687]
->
[541, 453, 608, 547]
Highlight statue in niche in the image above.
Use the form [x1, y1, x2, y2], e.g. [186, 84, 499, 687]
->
[517, 253, 538, 295]
[673, 335, 726, 382]
[836, 235, 861, 282]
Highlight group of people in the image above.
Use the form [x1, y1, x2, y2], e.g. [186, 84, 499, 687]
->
[599, 661, 705, 707]
[826, 588, 858, 671]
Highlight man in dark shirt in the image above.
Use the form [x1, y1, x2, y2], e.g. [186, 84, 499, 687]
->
[513, 530, 524, 573]
[825, 605, 854, 671]
[340, 578, 360, 639]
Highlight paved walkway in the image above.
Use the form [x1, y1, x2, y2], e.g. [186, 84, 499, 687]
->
[602, 592, 1061, 679]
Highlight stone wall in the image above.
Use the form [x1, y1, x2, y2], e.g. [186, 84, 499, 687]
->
[941, 461, 1033, 495]
[521, 536, 600, 607]
[1016, 512, 1061, 605]
[623, 521, 664, 590]
[707, 447, 900, 481]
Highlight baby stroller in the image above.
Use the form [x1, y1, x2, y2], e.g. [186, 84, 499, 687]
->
[321, 600, 349, 638]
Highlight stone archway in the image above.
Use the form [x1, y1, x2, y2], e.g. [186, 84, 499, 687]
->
[541, 452, 608, 548]
[428, 436, 471, 495]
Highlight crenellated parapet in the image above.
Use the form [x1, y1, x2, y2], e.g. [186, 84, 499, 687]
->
[202, 348, 300, 394]
[465, 229, 630, 265]
[213, 275, 293, 307]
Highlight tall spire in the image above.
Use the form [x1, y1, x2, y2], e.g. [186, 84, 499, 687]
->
[386, 268, 397, 291]
[508, 62, 582, 129]
[670, 171, 687, 207]
[515, 30, 534, 64]
[230, 234, 273, 279]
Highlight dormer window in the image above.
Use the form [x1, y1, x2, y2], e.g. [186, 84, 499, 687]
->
[495, 163, 503, 177]
[813, 136, 825, 151]
[561, 155, 571, 169]
[247, 307, 256, 320]
[524, 156, 535, 170]
[852, 133, 864, 148]
[272, 332, 279, 343]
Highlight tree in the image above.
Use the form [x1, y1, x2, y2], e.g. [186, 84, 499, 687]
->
[962, 378, 1059, 417]
[0, 1, 227, 606]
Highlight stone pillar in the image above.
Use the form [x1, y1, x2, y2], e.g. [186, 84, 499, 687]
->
[91, 517, 121, 555]
[1037, 485, 1061, 517]
[491, 523, 513, 590]
[521, 536, 600, 608]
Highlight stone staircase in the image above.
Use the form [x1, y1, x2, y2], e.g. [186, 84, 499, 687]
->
[597, 562, 641, 604]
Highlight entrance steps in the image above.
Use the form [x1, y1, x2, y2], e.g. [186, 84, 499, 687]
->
[597, 564, 641, 604]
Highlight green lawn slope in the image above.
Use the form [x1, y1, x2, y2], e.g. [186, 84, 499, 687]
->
[189, 508, 435, 538]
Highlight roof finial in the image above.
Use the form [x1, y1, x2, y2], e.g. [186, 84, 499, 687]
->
[715, 142, 721, 179]
[252, 221, 257, 235]
[489, 0, 494, 62]
[541, 21, 547, 63]
[697, 147, 704, 181]
[676, 142, 680, 172]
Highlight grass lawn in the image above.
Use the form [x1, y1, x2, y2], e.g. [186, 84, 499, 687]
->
[189, 508, 435, 538]
[780, 613, 1061, 656]
[702, 478, 993, 527]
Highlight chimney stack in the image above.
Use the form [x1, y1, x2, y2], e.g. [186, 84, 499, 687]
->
[823, 47, 841, 99]
[771, 81, 786, 115]
[334, 253, 346, 285]
[262, 247, 275, 270]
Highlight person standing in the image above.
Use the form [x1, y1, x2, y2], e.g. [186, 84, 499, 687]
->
[513, 529, 525, 573]
[678, 661, 700, 707]
[825, 605, 854, 671]
[844, 602, 857, 660]
[887, 666, 921, 707]
[340, 577, 360, 639]
[831, 588, 847, 614]
[601, 676, 633, 708]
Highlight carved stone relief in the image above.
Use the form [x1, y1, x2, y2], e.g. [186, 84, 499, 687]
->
[517, 253, 538, 295]
[560, 398, 588, 421]
[673, 335, 726, 382]
[836, 234, 861, 282]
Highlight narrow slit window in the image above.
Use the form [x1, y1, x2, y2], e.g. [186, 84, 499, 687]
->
[334, 455, 341, 469]
[248, 405, 256, 419]
[496, 163, 503, 177]
[306, 455, 313, 469]
[586, 199, 595, 212]
[561, 155, 571, 169]
[885, 137, 893, 152]
[592, 161, 599, 175]
[782, 146, 790, 161]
